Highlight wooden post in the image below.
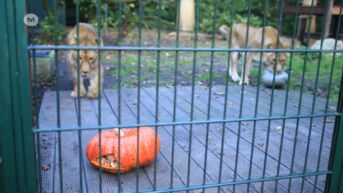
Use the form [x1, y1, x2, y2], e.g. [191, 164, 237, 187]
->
[179, 0, 195, 32]
[302, 0, 317, 33]
[324, 0, 334, 37]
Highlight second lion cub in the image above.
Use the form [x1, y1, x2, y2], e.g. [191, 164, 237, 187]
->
[66, 23, 103, 99]
[222, 23, 287, 85]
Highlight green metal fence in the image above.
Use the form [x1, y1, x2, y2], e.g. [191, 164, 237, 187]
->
[1, 0, 343, 192]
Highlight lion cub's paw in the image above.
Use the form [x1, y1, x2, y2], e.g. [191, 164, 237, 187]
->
[231, 75, 241, 82]
[70, 91, 86, 98]
[239, 79, 250, 85]
[87, 91, 99, 99]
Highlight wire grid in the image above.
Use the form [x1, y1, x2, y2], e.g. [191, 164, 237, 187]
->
[28, 0, 343, 192]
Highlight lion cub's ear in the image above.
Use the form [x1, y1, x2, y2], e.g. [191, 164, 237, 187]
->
[93, 38, 99, 45]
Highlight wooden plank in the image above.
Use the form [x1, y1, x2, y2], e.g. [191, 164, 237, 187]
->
[38, 86, 334, 192]
[160, 86, 330, 192]
[104, 89, 187, 192]
[283, 6, 326, 15]
[138, 87, 267, 193]
[324, 0, 334, 37]
[152, 86, 295, 192]
[282, 5, 342, 16]
[119, 88, 225, 193]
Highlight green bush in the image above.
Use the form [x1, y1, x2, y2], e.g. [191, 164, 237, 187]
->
[77, 0, 177, 34]
[32, 15, 67, 44]
[75, 0, 282, 34]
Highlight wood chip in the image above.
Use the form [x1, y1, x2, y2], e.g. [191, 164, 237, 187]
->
[42, 164, 51, 171]
[227, 100, 234, 105]
[214, 92, 225, 96]
[275, 126, 283, 132]
[323, 119, 333, 123]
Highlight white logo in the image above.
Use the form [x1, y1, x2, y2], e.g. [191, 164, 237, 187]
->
[24, 13, 39, 27]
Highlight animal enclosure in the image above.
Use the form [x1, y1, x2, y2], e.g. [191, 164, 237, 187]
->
[23, 0, 343, 193]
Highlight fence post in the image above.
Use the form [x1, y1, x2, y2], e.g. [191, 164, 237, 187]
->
[0, 0, 37, 193]
[327, 73, 343, 193]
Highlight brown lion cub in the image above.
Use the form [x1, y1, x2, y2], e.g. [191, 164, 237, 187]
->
[222, 23, 287, 85]
[66, 23, 103, 99]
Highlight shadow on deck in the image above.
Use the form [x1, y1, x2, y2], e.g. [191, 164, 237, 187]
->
[37, 85, 337, 193]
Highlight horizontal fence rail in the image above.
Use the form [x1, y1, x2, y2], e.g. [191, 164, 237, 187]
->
[28, 45, 343, 53]
[33, 112, 340, 133]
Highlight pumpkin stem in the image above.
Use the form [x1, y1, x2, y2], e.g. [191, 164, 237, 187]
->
[113, 128, 125, 137]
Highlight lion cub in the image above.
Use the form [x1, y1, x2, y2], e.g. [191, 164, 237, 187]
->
[222, 23, 287, 85]
[66, 23, 103, 99]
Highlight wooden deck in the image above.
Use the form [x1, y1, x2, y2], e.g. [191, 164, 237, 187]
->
[38, 85, 337, 193]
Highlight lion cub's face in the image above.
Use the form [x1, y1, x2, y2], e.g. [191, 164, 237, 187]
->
[76, 50, 98, 78]
[264, 52, 287, 74]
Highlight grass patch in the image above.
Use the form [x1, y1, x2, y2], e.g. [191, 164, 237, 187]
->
[287, 53, 342, 101]
[102, 47, 341, 102]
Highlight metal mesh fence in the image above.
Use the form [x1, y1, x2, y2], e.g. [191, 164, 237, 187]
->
[27, 0, 343, 192]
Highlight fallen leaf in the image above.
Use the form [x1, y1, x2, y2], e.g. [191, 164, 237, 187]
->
[329, 106, 336, 111]
[214, 92, 225, 96]
[275, 126, 282, 132]
[323, 119, 333, 123]
[42, 164, 51, 171]
[227, 100, 234, 105]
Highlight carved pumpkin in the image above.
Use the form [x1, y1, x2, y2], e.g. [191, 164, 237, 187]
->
[86, 127, 160, 174]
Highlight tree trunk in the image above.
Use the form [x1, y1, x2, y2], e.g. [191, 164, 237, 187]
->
[179, 0, 195, 32]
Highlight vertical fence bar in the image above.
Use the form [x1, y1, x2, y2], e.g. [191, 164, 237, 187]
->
[136, 0, 143, 191]
[260, 0, 284, 191]
[0, 0, 37, 192]
[217, 0, 234, 192]
[117, 1, 123, 192]
[247, 0, 269, 192]
[318, 2, 343, 192]
[202, 0, 218, 190]
[275, 0, 301, 192]
[75, 1, 83, 192]
[32, 49, 43, 193]
[186, 0, 197, 190]
[153, 0, 162, 190]
[287, 1, 316, 192]
[233, 0, 253, 191]
[96, 0, 103, 192]
[328, 74, 343, 193]
[326, 1, 343, 192]
[172, 0, 181, 190]
[52, 1, 64, 192]
[299, 0, 331, 191]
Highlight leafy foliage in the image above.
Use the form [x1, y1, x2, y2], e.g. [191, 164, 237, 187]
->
[77, 0, 177, 35]
[75, 0, 283, 35]
[32, 15, 67, 44]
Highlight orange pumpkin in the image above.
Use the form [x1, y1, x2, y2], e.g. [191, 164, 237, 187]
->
[86, 127, 160, 174]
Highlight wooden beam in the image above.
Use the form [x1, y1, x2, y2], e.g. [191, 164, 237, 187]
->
[283, 6, 325, 15]
[324, 0, 334, 37]
[283, 5, 342, 15]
